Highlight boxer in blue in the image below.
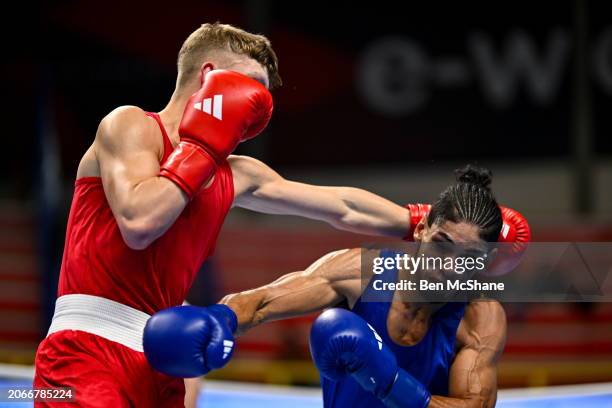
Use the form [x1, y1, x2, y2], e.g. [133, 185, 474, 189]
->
[144, 166, 530, 408]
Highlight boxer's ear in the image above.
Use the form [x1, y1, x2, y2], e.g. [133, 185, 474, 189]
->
[199, 63, 215, 86]
[413, 217, 427, 241]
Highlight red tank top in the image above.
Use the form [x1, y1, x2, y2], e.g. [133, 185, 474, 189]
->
[57, 112, 234, 314]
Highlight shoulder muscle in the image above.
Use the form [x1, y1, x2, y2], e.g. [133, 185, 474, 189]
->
[95, 106, 161, 159]
[317, 248, 374, 306]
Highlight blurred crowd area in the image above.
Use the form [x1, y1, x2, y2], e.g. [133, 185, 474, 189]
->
[1, 0, 612, 389]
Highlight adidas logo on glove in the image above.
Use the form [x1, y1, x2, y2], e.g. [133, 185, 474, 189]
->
[222, 339, 234, 359]
[194, 94, 223, 120]
[367, 323, 383, 351]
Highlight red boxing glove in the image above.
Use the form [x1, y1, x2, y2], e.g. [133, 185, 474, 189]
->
[486, 206, 531, 276]
[160, 70, 273, 198]
[403, 203, 531, 276]
[404, 203, 432, 240]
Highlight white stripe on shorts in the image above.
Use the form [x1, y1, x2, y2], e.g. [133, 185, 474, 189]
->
[47, 294, 151, 352]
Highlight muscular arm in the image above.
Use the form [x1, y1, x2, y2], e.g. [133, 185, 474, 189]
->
[95, 107, 189, 249]
[220, 248, 364, 335]
[230, 155, 409, 238]
[428, 301, 506, 408]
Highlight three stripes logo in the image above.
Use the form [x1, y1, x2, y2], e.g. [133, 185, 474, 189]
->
[366, 323, 384, 385]
[367, 323, 383, 351]
[222, 339, 234, 359]
[194, 94, 223, 120]
[501, 222, 510, 239]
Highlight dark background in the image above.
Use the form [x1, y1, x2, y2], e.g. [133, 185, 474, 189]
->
[3, 1, 612, 194]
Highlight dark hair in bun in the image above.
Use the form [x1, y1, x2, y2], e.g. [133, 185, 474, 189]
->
[454, 164, 493, 191]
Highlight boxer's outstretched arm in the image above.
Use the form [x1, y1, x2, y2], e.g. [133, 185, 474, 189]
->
[220, 248, 363, 335]
[230, 155, 409, 238]
[427, 302, 506, 408]
[96, 107, 188, 249]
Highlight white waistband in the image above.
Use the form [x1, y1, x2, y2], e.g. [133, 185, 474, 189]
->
[47, 294, 151, 352]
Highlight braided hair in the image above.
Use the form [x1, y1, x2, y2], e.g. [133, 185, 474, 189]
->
[428, 165, 503, 242]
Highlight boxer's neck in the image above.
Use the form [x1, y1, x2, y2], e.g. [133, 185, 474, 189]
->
[386, 298, 445, 347]
[158, 85, 199, 142]
[393, 259, 446, 318]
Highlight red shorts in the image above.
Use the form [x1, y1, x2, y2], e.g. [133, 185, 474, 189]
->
[33, 330, 185, 407]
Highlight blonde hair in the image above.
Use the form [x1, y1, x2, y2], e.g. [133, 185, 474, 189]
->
[177, 22, 281, 89]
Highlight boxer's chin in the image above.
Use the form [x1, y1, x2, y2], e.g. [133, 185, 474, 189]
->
[426, 269, 445, 283]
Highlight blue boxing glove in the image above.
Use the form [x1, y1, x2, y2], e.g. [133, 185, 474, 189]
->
[382, 368, 432, 408]
[310, 308, 431, 408]
[143, 304, 237, 378]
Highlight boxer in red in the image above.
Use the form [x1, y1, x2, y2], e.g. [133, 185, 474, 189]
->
[33, 23, 417, 407]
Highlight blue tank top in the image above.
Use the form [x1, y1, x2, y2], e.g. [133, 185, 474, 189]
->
[321, 250, 466, 408]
